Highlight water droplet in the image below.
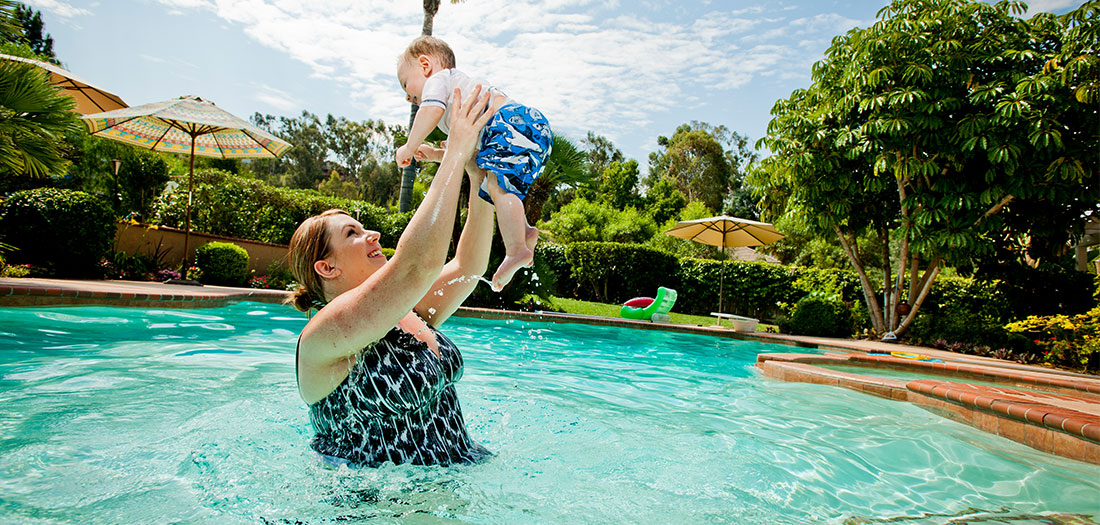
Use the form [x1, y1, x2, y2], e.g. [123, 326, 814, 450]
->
[428, 307, 436, 315]
[435, 289, 444, 296]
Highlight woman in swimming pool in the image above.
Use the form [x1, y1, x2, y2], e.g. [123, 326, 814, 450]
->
[287, 86, 505, 467]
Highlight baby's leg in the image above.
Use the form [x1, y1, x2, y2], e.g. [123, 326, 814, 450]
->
[484, 173, 534, 291]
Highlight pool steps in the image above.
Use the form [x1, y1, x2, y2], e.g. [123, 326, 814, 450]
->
[756, 353, 1100, 465]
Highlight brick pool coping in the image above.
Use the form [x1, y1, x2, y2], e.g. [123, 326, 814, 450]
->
[756, 353, 1100, 464]
[3, 277, 1098, 464]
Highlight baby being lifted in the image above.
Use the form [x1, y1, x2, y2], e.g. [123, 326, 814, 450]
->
[395, 36, 552, 292]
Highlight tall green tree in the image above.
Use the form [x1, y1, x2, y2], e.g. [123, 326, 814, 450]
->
[580, 131, 624, 178]
[751, 0, 1099, 337]
[595, 159, 641, 209]
[647, 122, 740, 212]
[397, 0, 465, 212]
[67, 135, 170, 220]
[13, 3, 53, 61]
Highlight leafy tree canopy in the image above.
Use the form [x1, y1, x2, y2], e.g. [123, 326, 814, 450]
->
[751, 0, 1099, 336]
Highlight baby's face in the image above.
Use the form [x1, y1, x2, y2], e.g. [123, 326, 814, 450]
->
[397, 58, 427, 105]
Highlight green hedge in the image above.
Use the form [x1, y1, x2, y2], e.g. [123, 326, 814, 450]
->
[564, 242, 679, 303]
[152, 169, 412, 246]
[675, 258, 801, 319]
[0, 188, 114, 276]
[789, 295, 855, 337]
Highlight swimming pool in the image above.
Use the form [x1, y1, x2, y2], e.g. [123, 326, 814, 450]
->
[1, 303, 1097, 523]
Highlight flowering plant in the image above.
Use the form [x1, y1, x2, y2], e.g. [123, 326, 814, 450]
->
[1005, 306, 1100, 371]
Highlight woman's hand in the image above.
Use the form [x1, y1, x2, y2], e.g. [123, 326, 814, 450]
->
[443, 85, 505, 157]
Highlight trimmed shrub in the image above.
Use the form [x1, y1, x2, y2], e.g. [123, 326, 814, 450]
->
[676, 258, 800, 319]
[564, 242, 679, 304]
[0, 188, 114, 276]
[152, 169, 411, 246]
[194, 242, 249, 286]
[788, 295, 854, 337]
[536, 242, 574, 297]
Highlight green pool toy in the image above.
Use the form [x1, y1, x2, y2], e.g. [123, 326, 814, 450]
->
[620, 287, 677, 322]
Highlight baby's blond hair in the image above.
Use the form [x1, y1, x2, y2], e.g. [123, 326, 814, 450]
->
[399, 35, 456, 69]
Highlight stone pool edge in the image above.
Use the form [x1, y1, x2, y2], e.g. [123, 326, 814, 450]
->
[756, 353, 1100, 465]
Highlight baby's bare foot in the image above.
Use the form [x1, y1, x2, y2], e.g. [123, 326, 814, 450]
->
[492, 248, 534, 292]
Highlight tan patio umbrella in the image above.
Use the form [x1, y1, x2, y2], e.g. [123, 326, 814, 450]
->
[0, 54, 127, 114]
[80, 95, 292, 267]
[665, 215, 785, 315]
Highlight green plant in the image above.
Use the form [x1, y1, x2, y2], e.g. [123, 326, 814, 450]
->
[0, 188, 114, 276]
[152, 169, 410, 246]
[249, 260, 296, 290]
[194, 242, 249, 287]
[788, 295, 854, 338]
[564, 241, 679, 304]
[1005, 307, 1100, 372]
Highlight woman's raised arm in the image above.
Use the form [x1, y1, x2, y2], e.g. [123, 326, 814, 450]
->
[301, 86, 505, 364]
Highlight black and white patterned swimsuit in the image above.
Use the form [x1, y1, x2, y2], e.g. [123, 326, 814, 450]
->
[298, 320, 491, 467]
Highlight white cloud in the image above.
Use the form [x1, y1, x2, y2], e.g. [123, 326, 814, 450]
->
[150, 0, 860, 143]
[256, 84, 299, 112]
[1024, 0, 1085, 14]
[26, 0, 91, 18]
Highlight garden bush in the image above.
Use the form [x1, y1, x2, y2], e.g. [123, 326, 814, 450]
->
[908, 276, 1027, 352]
[194, 242, 249, 286]
[152, 169, 412, 246]
[676, 258, 800, 319]
[1005, 306, 1100, 372]
[788, 295, 854, 337]
[0, 188, 114, 276]
[564, 242, 679, 304]
[249, 260, 296, 290]
[536, 242, 574, 297]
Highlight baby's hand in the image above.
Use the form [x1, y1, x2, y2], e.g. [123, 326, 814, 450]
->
[395, 144, 413, 167]
[414, 144, 444, 163]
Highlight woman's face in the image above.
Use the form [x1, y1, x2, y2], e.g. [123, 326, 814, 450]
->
[321, 214, 386, 288]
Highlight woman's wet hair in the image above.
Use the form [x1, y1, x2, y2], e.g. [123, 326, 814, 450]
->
[286, 209, 350, 313]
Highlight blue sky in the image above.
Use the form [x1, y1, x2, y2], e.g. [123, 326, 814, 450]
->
[29, 0, 1085, 173]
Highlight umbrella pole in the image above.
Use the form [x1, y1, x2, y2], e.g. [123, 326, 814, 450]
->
[719, 264, 724, 316]
[184, 136, 195, 270]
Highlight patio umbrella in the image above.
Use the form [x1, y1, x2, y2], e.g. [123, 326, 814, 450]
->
[0, 54, 127, 114]
[80, 95, 292, 266]
[665, 215, 785, 316]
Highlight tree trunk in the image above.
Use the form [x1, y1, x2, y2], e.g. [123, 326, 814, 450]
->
[397, 104, 418, 212]
[525, 177, 553, 225]
[399, 5, 439, 212]
[834, 225, 885, 333]
[895, 257, 941, 336]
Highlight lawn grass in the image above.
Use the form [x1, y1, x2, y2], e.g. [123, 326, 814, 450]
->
[538, 296, 754, 329]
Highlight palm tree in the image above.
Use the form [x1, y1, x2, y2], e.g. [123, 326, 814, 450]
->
[0, 59, 79, 177]
[397, 0, 465, 212]
[526, 135, 591, 224]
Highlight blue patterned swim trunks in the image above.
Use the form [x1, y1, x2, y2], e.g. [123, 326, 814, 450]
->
[475, 103, 552, 203]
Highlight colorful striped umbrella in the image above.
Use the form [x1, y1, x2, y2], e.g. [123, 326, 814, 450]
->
[81, 95, 292, 268]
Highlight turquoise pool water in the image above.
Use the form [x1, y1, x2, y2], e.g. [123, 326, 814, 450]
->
[0, 303, 1096, 524]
